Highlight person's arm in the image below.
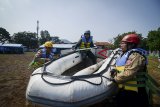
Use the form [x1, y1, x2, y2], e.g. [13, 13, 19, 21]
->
[35, 50, 42, 58]
[114, 52, 146, 83]
[34, 49, 49, 62]
[90, 41, 95, 47]
[74, 38, 82, 49]
[89, 36, 95, 48]
[53, 48, 60, 59]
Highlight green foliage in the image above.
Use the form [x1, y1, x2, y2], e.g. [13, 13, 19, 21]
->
[113, 31, 137, 48]
[113, 34, 123, 48]
[147, 28, 160, 51]
[140, 37, 149, 50]
[0, 27, 11, 43]
[39, 30, 51, 45]
[12, 31, 38, 49]
[113, 31, 148, 50]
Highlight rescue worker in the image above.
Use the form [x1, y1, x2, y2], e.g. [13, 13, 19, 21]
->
[29, 41, 60, 69]
[110, 34, 149, 107]
[73, 30, 97, 64]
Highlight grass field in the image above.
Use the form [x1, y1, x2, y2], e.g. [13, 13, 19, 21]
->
[0, 52, 160, 107]
[146, 56, 160, 106]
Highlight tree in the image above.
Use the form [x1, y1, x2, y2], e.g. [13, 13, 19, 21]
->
[39, 30, 51, 45]
[113, 31, 137, 48]
[12, 31, 38, 49]
[147, 28, 160, 51]
[113, 34, 124, 48]
[51, 36, 61, 43]
[140, 37, 149, 50]
[0, 27, 11, 43]
[113, 31, 147, 49]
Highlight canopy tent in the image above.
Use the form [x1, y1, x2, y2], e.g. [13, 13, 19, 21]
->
[0, 43, 24, 54]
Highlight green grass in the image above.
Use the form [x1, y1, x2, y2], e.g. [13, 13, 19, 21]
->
[146, 55, 160, 106]
[147, 55, 160, 73]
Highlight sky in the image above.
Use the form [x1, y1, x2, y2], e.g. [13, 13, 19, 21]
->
[0, 0, 160, 42]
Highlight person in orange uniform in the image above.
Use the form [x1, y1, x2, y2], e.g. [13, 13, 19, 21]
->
[111, 34, 149, 107]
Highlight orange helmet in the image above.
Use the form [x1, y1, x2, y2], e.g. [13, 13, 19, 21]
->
[121, 34, 140, 44]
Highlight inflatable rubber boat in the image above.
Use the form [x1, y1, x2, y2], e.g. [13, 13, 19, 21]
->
[26, 48, 121, 107]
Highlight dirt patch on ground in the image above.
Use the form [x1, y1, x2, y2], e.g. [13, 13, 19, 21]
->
[0, 53, 34, 107]
[0, 53, 160, 107]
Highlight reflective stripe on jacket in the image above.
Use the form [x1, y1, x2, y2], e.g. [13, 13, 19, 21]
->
[41, 48, 57, 60]
[115, 48, 147, 91]
[80, 35, 93, 49]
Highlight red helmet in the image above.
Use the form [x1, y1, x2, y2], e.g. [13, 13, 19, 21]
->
[121, 34, 140, 44]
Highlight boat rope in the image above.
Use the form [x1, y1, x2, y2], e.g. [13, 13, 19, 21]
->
[42, 48, 92, 72]
[32, 49, 121, 86]
[41, 73, 103, 85]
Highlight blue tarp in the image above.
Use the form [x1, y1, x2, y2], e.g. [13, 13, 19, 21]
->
[0, 43, 24, 54]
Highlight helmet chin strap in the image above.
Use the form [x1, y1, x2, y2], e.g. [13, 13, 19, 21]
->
[126, 42, 137, 51]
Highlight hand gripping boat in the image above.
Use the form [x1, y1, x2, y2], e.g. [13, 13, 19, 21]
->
[26, 48, 121, 107]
